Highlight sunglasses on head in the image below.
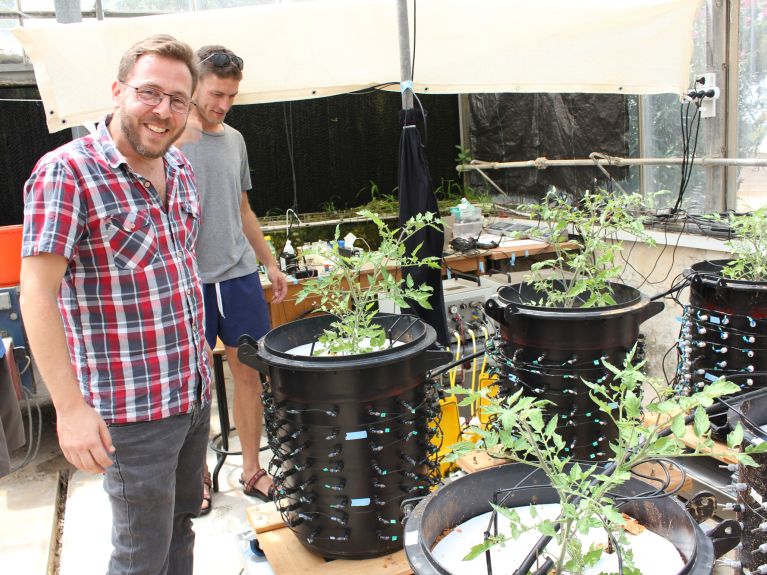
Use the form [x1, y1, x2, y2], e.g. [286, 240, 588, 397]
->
[200, 52, 244, 71]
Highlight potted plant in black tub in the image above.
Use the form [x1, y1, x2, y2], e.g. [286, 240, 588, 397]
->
[403, 349, 767, 575]
[483, 189, 663, 461]
[238, 210, 453, 560]
[678, 207, 767, 404]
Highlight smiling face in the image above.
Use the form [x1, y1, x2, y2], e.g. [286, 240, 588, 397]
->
[111, 54, 193, 161]
[192, 74, 240, 132]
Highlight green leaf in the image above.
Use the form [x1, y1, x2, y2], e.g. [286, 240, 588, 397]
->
[671, 414, 687, 438]
[745, 441, 767, 454]
[491, 504, 522, 525]
[463, 535, 507, 561]
[545, 415, 557, 438]
[646, 400, 679, 414]
[601, 505, 625, 524]
[582, 544, 604, 567]
[727, 422, 744, 450]
[538, 520, 557, 537]
[700, 378, 741, 398]
[738, 453, 760, 467]
[623, 391, 642, 419]
[693, 407, 710, 438]
[527, 410, 544, 432]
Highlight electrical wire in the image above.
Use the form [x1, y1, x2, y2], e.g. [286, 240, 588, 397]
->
[476, 327, 491, 418]
[10, 387, 43, 474]
[469, 329, 477, 418]
[671, 93, 703, 215]
[448, 331, 461, 393]
[282, 102, 298, 212]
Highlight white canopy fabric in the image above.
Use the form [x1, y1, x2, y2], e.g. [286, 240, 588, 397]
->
[13, 0, 702, 133]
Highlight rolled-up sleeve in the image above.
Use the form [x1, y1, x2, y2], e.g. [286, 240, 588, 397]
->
[22, 159, 85, 262]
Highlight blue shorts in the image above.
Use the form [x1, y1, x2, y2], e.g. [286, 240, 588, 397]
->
[203, 272, 271, 348]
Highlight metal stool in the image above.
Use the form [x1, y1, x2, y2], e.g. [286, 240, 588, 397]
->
[209, 339, 240, 493]
[208, 339, 269, 492]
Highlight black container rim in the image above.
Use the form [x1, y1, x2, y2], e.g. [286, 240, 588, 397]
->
[404, 463, 711, 575]
[689, 259, 767, 291]
[494, 281, 654, 320]
[256, 313, 437, 370]
[498, 281, 641, 312]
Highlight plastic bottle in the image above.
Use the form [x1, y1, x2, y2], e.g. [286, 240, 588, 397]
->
[343, 232, 357, 248]
[280, 238, 296, 272]
[264, 235, 277, 257]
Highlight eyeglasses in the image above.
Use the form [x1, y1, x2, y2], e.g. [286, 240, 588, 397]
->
[120, 82, 191, 115]
[199, 52, 244, 71]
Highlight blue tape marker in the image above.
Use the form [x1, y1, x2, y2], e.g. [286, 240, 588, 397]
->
[675, 316, 683, 323]
[351, 498, 371, 507]
[704, 372, 718, 382]
[345, 430, 368, 441]
[511, 254, 516, 266]
[479, 261, 485, 273]
[709, 315, 721, 325]
[400, 80, 414, 92]
[524, 250, 529, 257]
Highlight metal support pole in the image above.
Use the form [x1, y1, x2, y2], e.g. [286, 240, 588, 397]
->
[54, 0, 87, 138]
[457, 155, 767, 172]
[53, 0, 81, 24]
[396, 0, 413, 110]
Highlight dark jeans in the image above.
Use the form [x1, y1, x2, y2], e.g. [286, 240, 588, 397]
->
[103, 403, 210, 575]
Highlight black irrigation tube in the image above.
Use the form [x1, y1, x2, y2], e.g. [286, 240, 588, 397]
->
[426, 348, 488, 379]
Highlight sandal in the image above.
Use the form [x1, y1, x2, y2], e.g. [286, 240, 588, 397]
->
[239, 469, 275, 502]
[199, 470, 213, 516]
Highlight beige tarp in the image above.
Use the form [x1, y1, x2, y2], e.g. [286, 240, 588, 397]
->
[13, 0, 702, 133]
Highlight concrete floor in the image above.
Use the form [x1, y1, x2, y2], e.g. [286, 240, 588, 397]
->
[0, 360, 273, 575]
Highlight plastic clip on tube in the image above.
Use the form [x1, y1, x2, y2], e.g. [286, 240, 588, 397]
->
[752, 521, 767, 534]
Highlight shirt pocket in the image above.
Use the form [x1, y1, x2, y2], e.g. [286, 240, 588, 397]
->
[180, 200, 200, 250]
[105, 210, 158, 270]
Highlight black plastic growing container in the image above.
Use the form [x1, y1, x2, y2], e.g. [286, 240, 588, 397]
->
[404, 463, 725, 575]
[484, 282, 663, 460]
[238, 313, 452, 559]
[679, 260, 767, 396]
[727, 388, 767, 572]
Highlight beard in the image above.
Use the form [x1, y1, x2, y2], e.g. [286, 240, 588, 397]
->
[197, 106, 225, 128]
[119, 112, 185, 160]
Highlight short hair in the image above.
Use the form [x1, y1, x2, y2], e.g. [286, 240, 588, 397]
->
[118, 34, 199, 94]
[197, 45, 244, 81]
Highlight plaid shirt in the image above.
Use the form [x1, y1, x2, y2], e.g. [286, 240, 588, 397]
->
[22, 117, 210, 424]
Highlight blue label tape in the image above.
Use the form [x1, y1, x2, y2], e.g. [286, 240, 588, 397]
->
[351, 498, 371, 507]
[345, 430, 368, 441]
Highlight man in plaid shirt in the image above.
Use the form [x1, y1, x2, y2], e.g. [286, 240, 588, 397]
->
[20, 35, 210, 574]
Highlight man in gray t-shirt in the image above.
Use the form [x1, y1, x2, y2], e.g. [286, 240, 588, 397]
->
[181, 45, 287, 513]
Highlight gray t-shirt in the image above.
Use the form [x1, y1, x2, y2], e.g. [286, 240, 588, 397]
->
[182, 124, 259, 284]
